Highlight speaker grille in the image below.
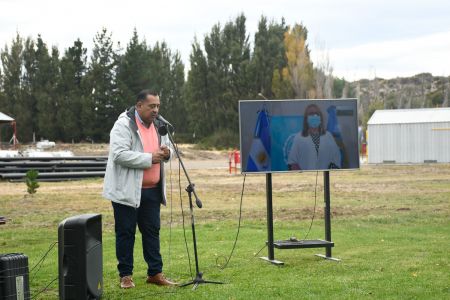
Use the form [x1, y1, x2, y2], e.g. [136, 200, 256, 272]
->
[58, 214, 102, 300]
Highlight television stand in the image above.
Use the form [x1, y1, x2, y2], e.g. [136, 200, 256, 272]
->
[259, 171, 340, 264]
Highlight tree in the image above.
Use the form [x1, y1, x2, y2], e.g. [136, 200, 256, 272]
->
[272, 67, 294, 99]
[57, 39, 87, 141]
[184, 39, 209, 138]
[116, 28, 150, 107]
[25, 169, 40, 196]
[82, 28, 120, 142]
[34, 36, 60, 140]
[185, 14, 252, 144]
[21, 37, 38, 141]
[333, 77, 346, 98]
[1, 34, 31, 141]
[273, 23, 314, 99]
[157, 49, 186, 130]
[314, 49, 333, 99]
[251, 16, 287, 98]
[0, 62, 8, 143]
[0, 66, 4, 111]
[116, 29, 187, 132]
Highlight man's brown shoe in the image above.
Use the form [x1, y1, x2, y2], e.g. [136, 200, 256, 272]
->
[120, 276, 135, 289]
[146, 273, 177, 286]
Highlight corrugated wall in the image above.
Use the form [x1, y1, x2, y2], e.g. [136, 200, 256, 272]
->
[368, 122, 450, 163]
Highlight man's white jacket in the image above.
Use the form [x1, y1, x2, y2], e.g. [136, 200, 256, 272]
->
[103, 107, 173, 207]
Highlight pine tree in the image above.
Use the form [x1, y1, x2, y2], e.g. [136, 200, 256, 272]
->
[25, 169, 40, 196]
[116, 28, 150, 108]
[251, 16, 287, 98]
[116, 29, 187, 132]
[152, 44, 186, 131]
[0, 64, 8, 143]
[185, 14, 252, 143]
[83, 28, 120, 142]
[1, 34, 31, 141]
[23, 35, 60, 141]
[164, 51, 186, 130]
[21, 37, 38, 141]
[58, 39, 87, 141]
[184, 39, 210, 138]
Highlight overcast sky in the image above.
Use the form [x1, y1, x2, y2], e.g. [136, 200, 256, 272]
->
[1, 0, 449, 81]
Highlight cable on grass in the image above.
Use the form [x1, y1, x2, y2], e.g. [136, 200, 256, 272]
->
[216, 174, 246, 269]
[178, 155, 194, 280]
[30, 241, 58, 278]
[254, 243, 267, 257]
[300, 171, 319, 241]
[32, 276, 58, 300]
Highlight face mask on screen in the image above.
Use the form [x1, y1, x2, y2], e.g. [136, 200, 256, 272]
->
[307, 114, 321, 128]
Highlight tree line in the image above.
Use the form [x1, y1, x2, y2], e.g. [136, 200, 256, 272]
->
[0, 14, 350, 147]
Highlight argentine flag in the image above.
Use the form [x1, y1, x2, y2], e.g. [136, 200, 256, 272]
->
[246, 109, 271, 172]
[326, 105, 341, 138]
[327, 105, 345, 167]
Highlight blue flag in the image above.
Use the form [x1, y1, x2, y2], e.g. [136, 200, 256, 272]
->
[246, 109, 271, 172]
[326, 105, 342, 139]
[327, 105, 345, 167]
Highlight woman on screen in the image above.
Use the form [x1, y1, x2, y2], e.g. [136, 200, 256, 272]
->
[287, 104, 341, 170]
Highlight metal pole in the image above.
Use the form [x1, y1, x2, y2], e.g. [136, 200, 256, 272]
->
[324, 171, 332, 257]
[186, 186, 200, 274]
[163, 125, 223, 288]
[266, 173, 275, 260]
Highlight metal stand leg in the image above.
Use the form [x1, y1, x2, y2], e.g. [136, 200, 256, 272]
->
[315, 171, 340, 262]
[260, 173, 284, 265]
[162, 127, 224, 289]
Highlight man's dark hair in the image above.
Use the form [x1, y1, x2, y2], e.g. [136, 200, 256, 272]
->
[136, 89, 159, 103]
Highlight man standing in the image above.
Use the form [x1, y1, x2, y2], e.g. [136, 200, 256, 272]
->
[103, 90, 176, 288]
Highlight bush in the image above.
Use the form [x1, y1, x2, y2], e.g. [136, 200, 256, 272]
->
[25, 169, 40, 195]
[171, 132, 197, 144]
[196, 129, 239, 150]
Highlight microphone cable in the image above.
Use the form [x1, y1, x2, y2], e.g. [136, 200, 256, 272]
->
[167, 155, 173, 270]
[32, 276, 58, 300]
[175, 142, 194, 280]
[300, 171, 319, 241]
[29, 241, 58, 279]
[160, 131, 193, 280]
[216, 174, 246, 269]
[161, 133, 193, 281]
[253, 243, 267, 257]
[253, 171, 320, 258]
[27, 241, 58, 299]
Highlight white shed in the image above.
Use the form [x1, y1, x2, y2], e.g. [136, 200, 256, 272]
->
[367, 108, 450, 163]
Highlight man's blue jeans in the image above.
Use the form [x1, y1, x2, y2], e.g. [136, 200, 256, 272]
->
[112, 187, 162, 277]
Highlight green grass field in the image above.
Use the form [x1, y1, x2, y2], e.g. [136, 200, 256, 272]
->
[1, 164, 449, 299]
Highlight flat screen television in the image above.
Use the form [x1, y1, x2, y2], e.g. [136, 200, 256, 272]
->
[239, 99, 360, 173]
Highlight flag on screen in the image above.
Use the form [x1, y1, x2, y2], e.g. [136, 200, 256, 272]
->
[327, 105, 345, 167]
[246, 109, 271, 172]
[326, 105, 342, 138]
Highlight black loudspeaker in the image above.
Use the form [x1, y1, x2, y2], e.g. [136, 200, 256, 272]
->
[0, 253, 30, 299]
[58, 214, 103, 300]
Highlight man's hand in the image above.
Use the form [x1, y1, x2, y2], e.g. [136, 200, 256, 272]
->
[151, 150, 166, 164]
[160, 145, 170, 159]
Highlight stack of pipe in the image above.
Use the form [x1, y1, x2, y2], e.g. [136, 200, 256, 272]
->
[0, 156, 107, 182]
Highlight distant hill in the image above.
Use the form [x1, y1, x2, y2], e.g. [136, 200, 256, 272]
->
[346, 73, 450, 125]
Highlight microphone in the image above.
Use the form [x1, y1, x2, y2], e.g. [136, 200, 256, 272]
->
[258, 93, 268, 100]
[157, 125, 168, 136]
[196, 197, 203, 208]
[156, 115, 174, 128]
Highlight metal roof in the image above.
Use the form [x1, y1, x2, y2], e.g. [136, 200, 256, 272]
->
[0, 112, 14, 123]
[368, 107, 450, 125]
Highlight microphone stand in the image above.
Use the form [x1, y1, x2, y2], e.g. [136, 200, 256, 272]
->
[158, 123, 223, 290]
